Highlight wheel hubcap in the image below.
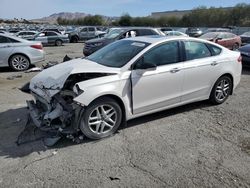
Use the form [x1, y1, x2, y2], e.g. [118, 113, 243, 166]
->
[12, 56, 29, 70]
[215, 79, 230, 101]
[88, 105, 117, 134]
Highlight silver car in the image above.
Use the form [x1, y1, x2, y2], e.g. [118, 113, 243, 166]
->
[26, 36, 242, 140]
[15, 31, 38, 40]
[0, 34, 45, 71]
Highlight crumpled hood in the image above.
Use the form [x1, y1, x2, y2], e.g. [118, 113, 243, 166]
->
[30, 58, 120, 100]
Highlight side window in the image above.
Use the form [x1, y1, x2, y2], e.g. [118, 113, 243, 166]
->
[88, 27, 95, 32]
[137, 29, 154, 36]
[47, 32, 57, 36]
[143, 41, 179, 66]
[206, 43, 222, 56]
[0, 36, 10, 43]
[184, 41, 211, 61]
[81, 28, 88, 32]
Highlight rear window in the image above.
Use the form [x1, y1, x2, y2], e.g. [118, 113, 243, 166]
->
[206, 43, 222, 56]
[137, 29, 156, 36]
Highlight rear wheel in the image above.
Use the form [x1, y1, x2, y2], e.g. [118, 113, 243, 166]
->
[79, 97, 122, 139]
[55, 39, 62, 46]
[232, 43, 239, 50]
[9, 54, 30, 71]
[210, 76, 232, 104]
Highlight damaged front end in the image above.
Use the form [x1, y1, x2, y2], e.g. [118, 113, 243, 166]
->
[22, 72, 115, 140]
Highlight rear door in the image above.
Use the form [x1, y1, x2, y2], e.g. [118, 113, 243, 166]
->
[46, 31, 59, 44]
[181, 40, 223, 102]
[80, 27, 88, 40]
[88, 27, 96, 39]
[0, 36, 14, 66]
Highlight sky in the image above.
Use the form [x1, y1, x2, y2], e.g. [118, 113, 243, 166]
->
[0, 0, 247, 19]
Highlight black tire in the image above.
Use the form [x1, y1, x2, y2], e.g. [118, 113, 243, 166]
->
[232, 43, 239, 51]
[9, 54, 30, 71]
[55, 39, 62, 46]
[70, 36, 78, 43]
[210, 76, 233, 105]
[79, 97, 122, 140]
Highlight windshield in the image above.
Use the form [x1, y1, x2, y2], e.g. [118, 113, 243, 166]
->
[86, 40, 150, 68]
[242, 32, 250, 36]
[200, 32, 219, 39]
[104, 28, 126, 39]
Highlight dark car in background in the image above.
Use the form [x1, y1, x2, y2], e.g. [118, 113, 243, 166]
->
[186, 27, 203, 37]
[239, 44, 250, 67]
[200, 32, 241, 50]
[240, 32, 250, 46]
[83, 27, 164, 56]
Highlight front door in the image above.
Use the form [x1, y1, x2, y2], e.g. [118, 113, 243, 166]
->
[131, 41, 184, 114]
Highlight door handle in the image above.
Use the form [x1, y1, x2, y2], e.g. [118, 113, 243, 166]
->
[170, 68, 180, 73]
[211, 61, 218, 66]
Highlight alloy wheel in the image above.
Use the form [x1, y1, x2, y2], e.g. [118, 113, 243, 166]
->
[88, 104, 117, 134]
[215, 79, 230, 102]
[10, 55, 29, 71]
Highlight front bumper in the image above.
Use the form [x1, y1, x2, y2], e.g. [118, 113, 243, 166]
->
[26, 92, 83, 133]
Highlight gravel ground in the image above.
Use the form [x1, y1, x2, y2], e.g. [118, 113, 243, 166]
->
[0, 43, 250, 188]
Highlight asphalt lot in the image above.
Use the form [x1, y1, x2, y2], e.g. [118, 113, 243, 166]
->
[0, 43, 250, 188]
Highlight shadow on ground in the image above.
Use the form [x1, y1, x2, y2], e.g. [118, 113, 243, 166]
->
[0, 101, 211, 159]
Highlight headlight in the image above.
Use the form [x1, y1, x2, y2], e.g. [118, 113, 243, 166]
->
[94, 42, 103, 47]
[73, 84, 84, 95]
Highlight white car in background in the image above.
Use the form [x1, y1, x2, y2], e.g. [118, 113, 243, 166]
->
[0, 33, 45, 71]
[26, 36, 242, 140]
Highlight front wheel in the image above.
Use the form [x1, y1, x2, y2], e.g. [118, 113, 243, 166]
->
[210, 76, 232, 105]
[79, 97, 122, 139]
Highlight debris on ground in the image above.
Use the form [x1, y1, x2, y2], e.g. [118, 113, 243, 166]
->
[42, 61, 59, 69]
[6, 74, 22, 80]
[109, 177, 120, 181]
[63, 55, 72, 62]
[25, 67, 43, 73]
[12, 118, 21, 124]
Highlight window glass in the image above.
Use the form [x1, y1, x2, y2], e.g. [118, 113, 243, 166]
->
[81, 28, 88, 32]
[206, 43, 222, 56]
[184, 41, 211, 60]
[143, 41, 179, 66]
[47, 32, 57, 36]
[0, 36, 10, 43]
[86, 40, 149, 68]
[88, 27, 95, 32]
[137, 29, 155, 36]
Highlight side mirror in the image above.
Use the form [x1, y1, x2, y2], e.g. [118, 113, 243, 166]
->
[134, 58, 157, 70]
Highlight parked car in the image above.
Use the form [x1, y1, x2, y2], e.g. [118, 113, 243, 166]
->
[66, 26, 106, 43]
[15, 31, 38, 40]
[83, 27, 165, 56]
[164, 31, 188, 36]
[0, 33, 45, 71]
[32, 31, 69, 46]
[25, 36, 241, 140]
[186, 28, 203, 37]
[238, 44, 250, 67]
[200, 32, 241, 50]
[240, 32, 250, 46]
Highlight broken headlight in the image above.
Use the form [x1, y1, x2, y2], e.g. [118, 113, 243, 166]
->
[73, 84, 84, 95]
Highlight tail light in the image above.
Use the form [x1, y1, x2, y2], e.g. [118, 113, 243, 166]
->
[237, 55, 242, 63]
[30, 44, 43, 50]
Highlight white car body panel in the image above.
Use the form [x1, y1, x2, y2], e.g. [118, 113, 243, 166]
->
[29, 36, 242, 123]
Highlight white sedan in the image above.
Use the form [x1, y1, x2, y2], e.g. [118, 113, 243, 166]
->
[0, 33, 45, 71]
[26, 36, 242, 140]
